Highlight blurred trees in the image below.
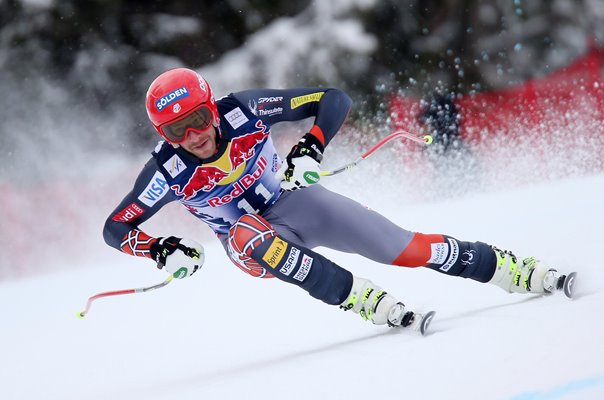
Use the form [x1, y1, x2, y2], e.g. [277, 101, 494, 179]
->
[0, 0, 602, 161]
[0, 0, 309, 127]
[363, 0, 602, 94]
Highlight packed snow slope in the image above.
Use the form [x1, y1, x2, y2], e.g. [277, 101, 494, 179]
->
[1, 172, 603, 400]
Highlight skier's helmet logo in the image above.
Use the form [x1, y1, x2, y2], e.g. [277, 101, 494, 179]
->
[145, 68, 219, 143]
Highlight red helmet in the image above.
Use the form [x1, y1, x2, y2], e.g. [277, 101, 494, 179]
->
[145, 68, 219, 143]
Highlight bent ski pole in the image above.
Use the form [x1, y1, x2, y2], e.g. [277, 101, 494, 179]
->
[320, 129, 433, 177]
[77, 274, 174, 319]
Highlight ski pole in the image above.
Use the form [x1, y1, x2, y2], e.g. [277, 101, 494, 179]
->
[77, 274, 174, 319]
[320, 129, 433, 177]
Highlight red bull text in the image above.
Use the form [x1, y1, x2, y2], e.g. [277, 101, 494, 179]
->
[208, 156, 267, 207]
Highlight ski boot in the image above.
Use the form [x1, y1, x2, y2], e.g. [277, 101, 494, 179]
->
[340, 276, 436, 335]
[488, 247, 576, 298]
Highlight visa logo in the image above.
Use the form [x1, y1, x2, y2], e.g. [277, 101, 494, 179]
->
[138, 171, 168, 207]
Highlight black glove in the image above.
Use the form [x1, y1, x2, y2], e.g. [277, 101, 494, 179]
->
[150, 236, 204, 278]
[276, 133, 324, 190]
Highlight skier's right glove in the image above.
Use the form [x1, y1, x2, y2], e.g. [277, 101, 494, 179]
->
[150, 236, 205, 279]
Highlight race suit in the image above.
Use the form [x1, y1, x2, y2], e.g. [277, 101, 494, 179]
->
[104, 88, 496, 306]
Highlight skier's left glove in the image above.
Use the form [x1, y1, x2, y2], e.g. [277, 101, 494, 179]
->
[276, 133, 324, 191]
[150, 236, 205, 279]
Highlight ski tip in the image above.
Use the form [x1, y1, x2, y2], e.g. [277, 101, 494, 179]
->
[420, 311, 436, 336]
[563, 272, 577, 299]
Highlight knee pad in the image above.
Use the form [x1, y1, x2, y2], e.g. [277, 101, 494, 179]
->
[227, 214, 276, 278]
[229, 214, 352, 305]
[228, 253, 274, 278]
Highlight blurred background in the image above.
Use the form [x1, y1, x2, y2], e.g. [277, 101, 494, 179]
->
[2, 0, 604, 279]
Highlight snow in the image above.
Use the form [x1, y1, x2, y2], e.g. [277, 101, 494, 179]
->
[1, 171, 603, 400]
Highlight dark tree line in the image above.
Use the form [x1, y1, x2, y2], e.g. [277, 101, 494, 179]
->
[0, 0, 601, 157]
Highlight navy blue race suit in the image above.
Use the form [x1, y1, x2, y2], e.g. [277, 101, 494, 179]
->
[104, 87, 496, 306]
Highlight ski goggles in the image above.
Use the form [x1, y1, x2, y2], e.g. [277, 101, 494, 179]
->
[159, 105, 214, 144]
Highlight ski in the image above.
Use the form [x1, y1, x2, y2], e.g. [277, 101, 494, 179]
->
[419, 311, 436, 336]
[561, 272, 577, 299]
[407, 310, 436, 336]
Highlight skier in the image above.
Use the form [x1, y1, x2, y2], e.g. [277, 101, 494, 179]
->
[103, 68, 571, 332]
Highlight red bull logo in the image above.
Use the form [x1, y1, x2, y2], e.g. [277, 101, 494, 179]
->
[171, 166, 228, 199]
[170, 120, 269, 200]
[228, 120, 269, 170]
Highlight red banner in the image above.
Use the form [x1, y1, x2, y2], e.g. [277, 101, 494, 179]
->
[389, 47, 604, 179]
